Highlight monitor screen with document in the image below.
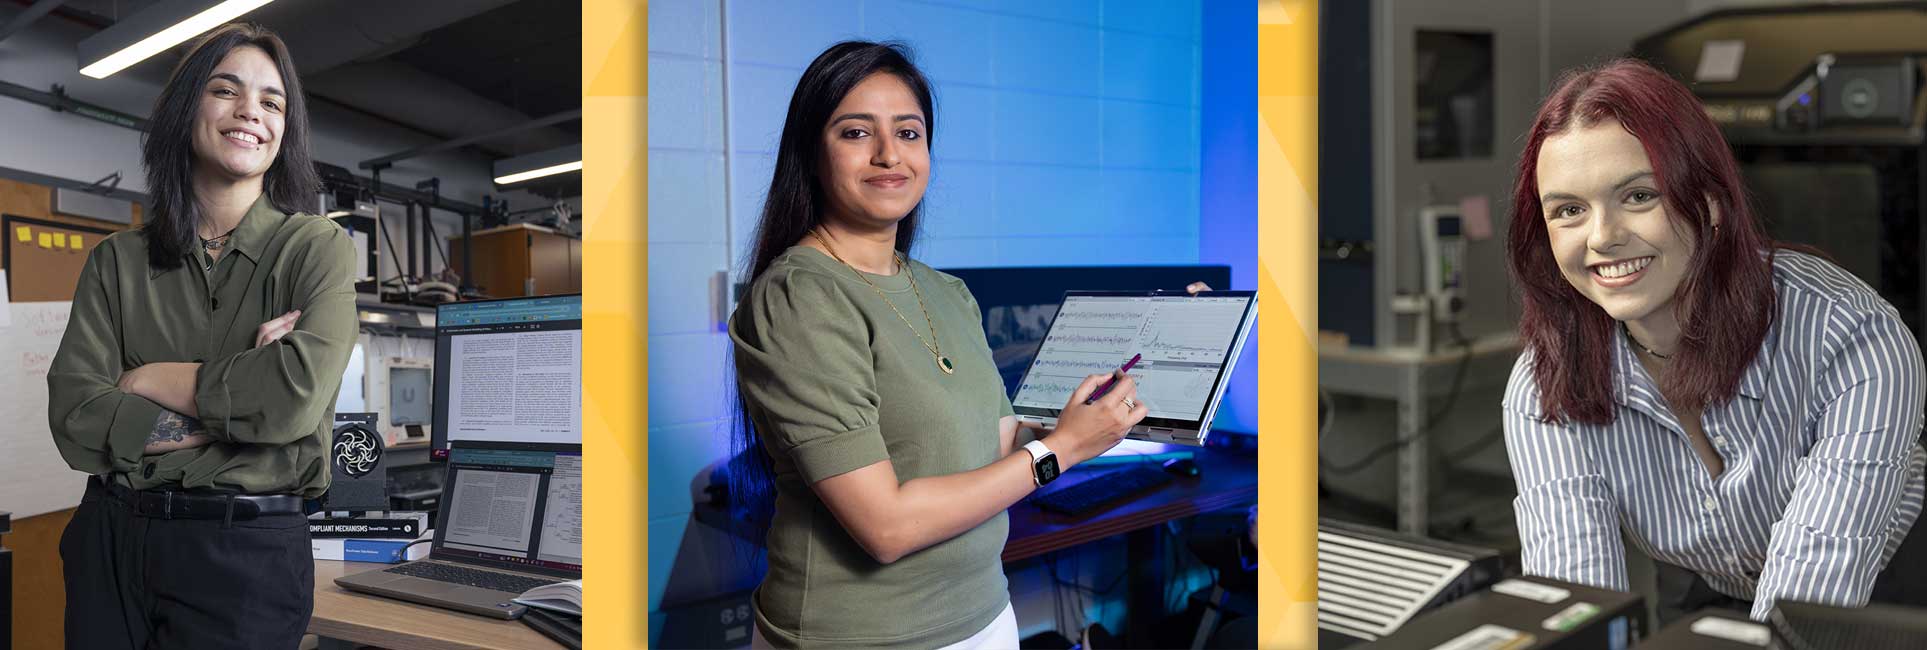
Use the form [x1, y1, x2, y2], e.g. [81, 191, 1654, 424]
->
[1011, 291, 1256, 444]
[431, 294, 582, 459]
[431, 441, 582, 577]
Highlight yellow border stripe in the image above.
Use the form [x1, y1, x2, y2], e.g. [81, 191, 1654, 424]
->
[1258, 0, 1318, 647]
[584, 0, 647, 646]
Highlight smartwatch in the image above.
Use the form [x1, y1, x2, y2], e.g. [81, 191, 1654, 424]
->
[1023, 440, 1060, 486]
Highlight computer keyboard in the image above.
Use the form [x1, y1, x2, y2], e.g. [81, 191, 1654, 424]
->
[385, 561, 562, 594]
[1030, 465, 1174, 516]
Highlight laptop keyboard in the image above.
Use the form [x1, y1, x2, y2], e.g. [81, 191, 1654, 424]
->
[384, 561, 562, 594]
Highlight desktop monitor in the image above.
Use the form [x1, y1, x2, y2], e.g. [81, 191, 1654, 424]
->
[938, 265, 1250, 436]
[431, 294, 583, 460]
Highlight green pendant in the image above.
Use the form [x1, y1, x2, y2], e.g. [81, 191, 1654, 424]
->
[938, 355, 955, 374]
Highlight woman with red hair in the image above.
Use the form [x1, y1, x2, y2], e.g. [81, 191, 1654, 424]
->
[1502, 58, 1927, 624]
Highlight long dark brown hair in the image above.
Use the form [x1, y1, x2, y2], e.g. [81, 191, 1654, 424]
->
[1507, 58, 1776, 424]
[728, 41, 937, 545]
[142, 23, 318, 269]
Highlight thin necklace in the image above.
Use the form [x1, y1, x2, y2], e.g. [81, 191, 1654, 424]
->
[809, 229, 954, 375]
[200, 225, 237, 253]
[199, 226, 237, 270]
[1627, 325, 1671, 360]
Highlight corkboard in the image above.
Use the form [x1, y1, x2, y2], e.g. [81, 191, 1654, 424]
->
[0, 177, 135, 302]
[4, 217, 113, 302]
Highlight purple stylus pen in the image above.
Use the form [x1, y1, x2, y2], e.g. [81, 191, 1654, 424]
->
[1085, 353, 1142, 404]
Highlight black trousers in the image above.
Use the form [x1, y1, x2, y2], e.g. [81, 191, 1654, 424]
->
[61, 479, 314, 650]
[1656, 518, 1927, 627]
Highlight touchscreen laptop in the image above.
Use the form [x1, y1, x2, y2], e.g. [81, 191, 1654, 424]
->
[336, 441, 582, 619]
[1011, 290, 1257, 446]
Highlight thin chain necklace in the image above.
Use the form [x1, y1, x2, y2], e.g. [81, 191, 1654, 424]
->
[199, 226, 237, 271]
[1627, 325, 1671, 360]
[809, 229, 954, 375]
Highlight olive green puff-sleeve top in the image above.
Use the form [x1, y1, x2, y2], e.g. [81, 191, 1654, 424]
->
[47, 194, 357, 498]
[731, 246, 1015, 650]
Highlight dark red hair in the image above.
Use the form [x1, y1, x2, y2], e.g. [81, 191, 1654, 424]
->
[1507, 58, 1776, 424]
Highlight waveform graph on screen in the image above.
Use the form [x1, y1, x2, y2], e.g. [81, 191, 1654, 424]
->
[1137, 301, 1248, 359]
[1012, 294, 1255, 422]
[1132, 365, 1218, 419]
[1042, 333, 1136, 355]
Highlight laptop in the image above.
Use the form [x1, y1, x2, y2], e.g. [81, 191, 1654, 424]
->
[336, 441, 582, 619]
[1011, 290, 1257, 446]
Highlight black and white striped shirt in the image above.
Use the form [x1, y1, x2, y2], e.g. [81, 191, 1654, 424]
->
[1503, 251, 1927, 620]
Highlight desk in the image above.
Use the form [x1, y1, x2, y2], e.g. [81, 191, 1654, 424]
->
[1319, 336, 1521, 535]
[1004, 443, 1257, 646]
[1004, 443, 1257, 562]
[310, 560, 561, 650]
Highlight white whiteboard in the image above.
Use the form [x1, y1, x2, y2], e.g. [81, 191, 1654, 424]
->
[1, 301, 87, 518]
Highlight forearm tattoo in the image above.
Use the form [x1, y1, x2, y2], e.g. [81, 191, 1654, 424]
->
[148, 409, 206, 445]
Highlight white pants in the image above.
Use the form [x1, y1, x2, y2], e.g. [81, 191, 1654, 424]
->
[750, 601, 1019, 650]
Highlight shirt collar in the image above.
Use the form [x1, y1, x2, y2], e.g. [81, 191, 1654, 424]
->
[224, 193, 288, 264]
[1735, 317, 1778, 400]
[158, 193, 287, 277]
[1612, 318, 1777, 405]
[1611, 328, 1639, 406]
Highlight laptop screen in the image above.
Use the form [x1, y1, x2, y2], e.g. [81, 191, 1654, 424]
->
[431, 442, 583, 577]
[1012, 292, 1256, 430]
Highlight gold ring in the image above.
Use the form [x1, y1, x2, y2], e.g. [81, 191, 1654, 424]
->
[1122, 397, 1136, 410]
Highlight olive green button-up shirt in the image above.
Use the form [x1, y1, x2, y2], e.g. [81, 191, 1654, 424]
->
[47, 194, 357, 497]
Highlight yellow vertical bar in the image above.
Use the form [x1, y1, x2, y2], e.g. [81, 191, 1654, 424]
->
[583, 0, 648, 647]
[1258, 0, 1319, 648]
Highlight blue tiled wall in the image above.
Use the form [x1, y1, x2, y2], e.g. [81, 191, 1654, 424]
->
[647, 0, 1213, 636]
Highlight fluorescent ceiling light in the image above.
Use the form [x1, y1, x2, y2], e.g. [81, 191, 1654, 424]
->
[495, 160, 582, 185]
[78, 0, 278, 80]
[493, 144, 582, 185]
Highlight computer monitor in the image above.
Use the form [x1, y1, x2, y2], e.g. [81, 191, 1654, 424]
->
[431, 294, 583, 460]
[938, 265, 1251, 435]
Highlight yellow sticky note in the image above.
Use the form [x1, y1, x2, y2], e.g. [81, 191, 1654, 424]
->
[38, 233, 51, 248]
[51, 233, 66, 248]
[70, 235, 83, 249]
[13, 226, 27, 242]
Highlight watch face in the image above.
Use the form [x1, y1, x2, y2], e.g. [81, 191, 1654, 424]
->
[1036, 455, 1060, 484]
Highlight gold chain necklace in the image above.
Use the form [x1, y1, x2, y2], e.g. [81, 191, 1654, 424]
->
[809, 230, 954, 375]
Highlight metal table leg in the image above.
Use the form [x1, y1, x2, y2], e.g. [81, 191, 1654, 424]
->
[1398, 369, 1429, 536]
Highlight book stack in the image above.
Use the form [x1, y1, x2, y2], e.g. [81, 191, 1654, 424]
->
[516, 580, 582, 649]
[308, 512, 433, 563]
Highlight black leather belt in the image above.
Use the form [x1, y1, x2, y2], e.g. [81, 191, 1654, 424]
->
[90, 476, 304, 522]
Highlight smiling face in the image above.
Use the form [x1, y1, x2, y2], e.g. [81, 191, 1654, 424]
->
[1536, 118, 1700, 330]
[191, 45, 286, 186]
[817, 72, 930, 229]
